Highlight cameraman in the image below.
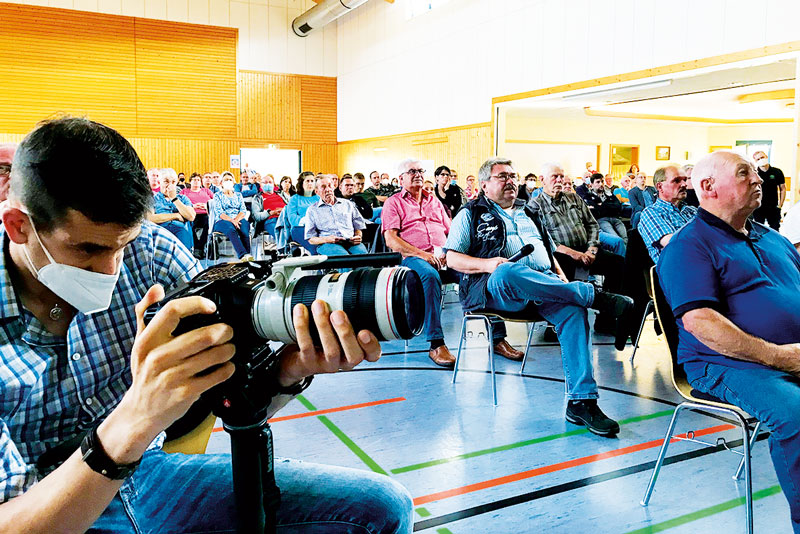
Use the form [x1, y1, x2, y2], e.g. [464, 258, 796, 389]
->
[0, 117, 412, 534]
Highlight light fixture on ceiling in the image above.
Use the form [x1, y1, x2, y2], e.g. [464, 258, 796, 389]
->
[561, 79, 673, 101]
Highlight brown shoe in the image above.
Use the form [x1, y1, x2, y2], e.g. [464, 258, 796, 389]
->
[493, 339, 524, 361]
[429, 345, 456, 367]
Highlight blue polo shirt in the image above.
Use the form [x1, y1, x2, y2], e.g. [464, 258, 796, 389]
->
[658, 207, 800, 376]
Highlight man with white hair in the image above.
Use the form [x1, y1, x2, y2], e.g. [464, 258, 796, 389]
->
[383, 158, 523, 367]
[146, 168, 160, 193]
[530, 162, 626, 334]
[305, 176, 367, 256]
[659, 150, 800, 533]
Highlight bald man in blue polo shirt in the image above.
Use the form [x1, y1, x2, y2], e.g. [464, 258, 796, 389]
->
[658, 150, 800, 533]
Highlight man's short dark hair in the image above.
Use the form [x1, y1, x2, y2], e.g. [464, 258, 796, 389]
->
[434, 165, 451, 177]
[10, 116, 152, 232]
[525, 173, 536, 180]
[590, 173, 604, 183]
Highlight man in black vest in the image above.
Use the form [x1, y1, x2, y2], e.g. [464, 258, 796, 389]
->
[445, 157, 633, 437]
[752, 150, 786, 230]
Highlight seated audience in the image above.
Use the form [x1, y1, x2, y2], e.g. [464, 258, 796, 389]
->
[0, 143, 16, 204]
[147, 168, 160, 193]
[637, 165, 698, 263]
[182, 172, 214, 258]
[613, 176, 631, 204]
[579, 173, 628, 246]
[516, 173, 540, 202]
[366, 171, 389, 204]
[252, 174, 286, 237]
[682, 164, 699, 207]
[285, 171, 320, 227]
[210, 172, 252, 260]
[433, 165, 465, 217]
[209, 171, 222, 194]
[278, 175, 295, 203]
[629, 172, 657, 228]
[383, 159, 523, 367]
[202, 172, 215, 193]
[464, 174, 478, 200]
[780, 200, 800, 252]
[305, 176, 368, 256]
[339, 175, 375, 221]
[236, 170, 262, 213]
[446, 157, 631, 437]
[659, 150, 800, 533]
[529, 163, 626, 334]
[423, 180, 435, 194]
[148, 168, 196, 251]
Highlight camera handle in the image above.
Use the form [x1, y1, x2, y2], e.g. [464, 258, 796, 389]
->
[225, 418, 280, 534]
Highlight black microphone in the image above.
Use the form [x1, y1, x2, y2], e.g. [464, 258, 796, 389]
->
[508, 244, 535, 262]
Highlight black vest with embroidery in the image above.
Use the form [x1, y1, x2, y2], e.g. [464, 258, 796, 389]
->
[459, 194, 556, 312]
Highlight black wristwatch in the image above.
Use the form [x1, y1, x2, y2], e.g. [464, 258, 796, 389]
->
[80, 426, 141, 480]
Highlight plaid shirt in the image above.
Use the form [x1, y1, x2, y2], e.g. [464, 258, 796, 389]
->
[0, 222, 200, 503]
[530, 191, 600, 250]
[638, 198, 698, 263]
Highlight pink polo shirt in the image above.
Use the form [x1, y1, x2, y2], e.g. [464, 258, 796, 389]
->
[381, 188, 450, 253]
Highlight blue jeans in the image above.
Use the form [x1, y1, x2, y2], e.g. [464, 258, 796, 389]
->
[597, 217, 628, 244]
[371, 207, 382, 224]
[688, 362, 800, 533]
[599, 230, 626, 256]
[162, 221, 194, 252]
[213, 219, 251, 258]
[317, 243, 369, 256]
[90, 449, 413, 533]
[484, 262, 599, 399]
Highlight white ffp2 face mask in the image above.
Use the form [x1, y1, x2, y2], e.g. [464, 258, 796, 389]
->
[22, 215, 122, 315]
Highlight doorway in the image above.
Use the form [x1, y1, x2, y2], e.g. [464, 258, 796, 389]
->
[610, 145, 639, 180]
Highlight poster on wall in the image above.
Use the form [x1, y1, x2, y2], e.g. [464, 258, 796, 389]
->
[239, 148, 302, 179]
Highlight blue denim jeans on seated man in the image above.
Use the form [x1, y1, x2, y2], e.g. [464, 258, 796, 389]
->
[484, 262, 599, 400]
[90, 449, 413, 533]
[316, 243, 369, 256]
[162, 220, 194, 252]
[688, 362, 800, 533]
[598, 230, 626, 257]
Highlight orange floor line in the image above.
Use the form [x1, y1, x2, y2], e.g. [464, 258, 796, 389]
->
[211, 396, 407, 432]
[412, 423, 734, 506]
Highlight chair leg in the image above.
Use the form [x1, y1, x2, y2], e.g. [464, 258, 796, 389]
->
[641, 405, 685, 506]
[726, 411, 754, 534]
[486, 317, 496, 406]
[519, 322, 536, 375]
[733, 420, 761, 481]
[452, 315, 470, 384]
[630, 300, 654, 363]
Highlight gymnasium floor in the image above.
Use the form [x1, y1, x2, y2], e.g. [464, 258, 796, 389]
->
[205, 290, 789, 533]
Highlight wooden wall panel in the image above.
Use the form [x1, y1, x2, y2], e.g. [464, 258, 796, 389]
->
[134, 19, 237, 139]
[0, 4, 138, 135]
[301, 77, 337, 143]
[237, 71, 302, 141]
[338, 123, 492, 182]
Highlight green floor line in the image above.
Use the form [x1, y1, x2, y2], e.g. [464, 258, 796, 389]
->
[625, 485, 782, 534]
[391, 409, 674, 474]
[295, 395, 389, 475]
[436, 529, 453, 534]
[416, 508, 431, 517]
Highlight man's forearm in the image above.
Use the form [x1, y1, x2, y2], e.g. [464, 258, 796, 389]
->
[447, 250, 490, 274]
[384, 232, 426, 258]
[779, 185, 786, 206]
[174, 201, 196, 222]
[683, 308, 798, 372]
[149, 212, 180, 224]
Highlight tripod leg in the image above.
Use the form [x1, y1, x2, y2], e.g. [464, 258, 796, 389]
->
[229, 424, 281, 534]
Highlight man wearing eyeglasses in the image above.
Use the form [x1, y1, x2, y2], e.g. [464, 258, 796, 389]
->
[0, 143, 16, 203]
[446, 157, 632, 437]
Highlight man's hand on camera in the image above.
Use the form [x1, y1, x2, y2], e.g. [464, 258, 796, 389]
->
[276, 300, 381, 388]
[99, 285, 236, 464]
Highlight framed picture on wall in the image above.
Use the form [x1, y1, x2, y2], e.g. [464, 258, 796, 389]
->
[655, 146, 670, 160]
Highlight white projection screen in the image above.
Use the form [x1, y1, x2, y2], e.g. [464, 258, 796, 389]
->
[239, 148, 302, 178]
[504, 142, 599, 178]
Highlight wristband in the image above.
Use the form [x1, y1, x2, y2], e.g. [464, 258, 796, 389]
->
[80, 426, 141, 480]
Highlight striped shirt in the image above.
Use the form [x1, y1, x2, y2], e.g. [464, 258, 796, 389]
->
[304, 198, 366, 240]
[445, 201, 553, 272]
[530, 191, 600, 249]
[638, 198, 698, 263]
[0, 222, 201, 502]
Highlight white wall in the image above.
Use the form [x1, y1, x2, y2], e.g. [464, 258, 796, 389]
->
[5, 0, 337, 76]
[336, 0, 800, 141]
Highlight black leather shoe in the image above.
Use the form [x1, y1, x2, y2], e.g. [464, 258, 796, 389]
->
[566, 400, 620, 437]
[591, 289, 634, 318]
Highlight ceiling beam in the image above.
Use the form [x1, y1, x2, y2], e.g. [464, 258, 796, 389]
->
[737, 88, 795, 104]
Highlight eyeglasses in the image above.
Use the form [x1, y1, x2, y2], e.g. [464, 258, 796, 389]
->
[491, 173, 517, 183]
[403, 169, 425, 176]
[437, 172, 452, 178]
[0, 164, 10, 177]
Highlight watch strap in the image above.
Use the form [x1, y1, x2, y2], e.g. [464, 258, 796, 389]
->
[80, 426, 141, 480]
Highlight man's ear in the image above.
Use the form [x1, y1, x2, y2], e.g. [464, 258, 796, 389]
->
[1, 205, 31, 245]
[699, 177, 715, 197]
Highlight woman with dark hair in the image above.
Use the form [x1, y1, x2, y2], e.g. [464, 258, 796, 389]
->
[628, 164, 640, 175]
[278, 175, 295, 203]
[433, 165, 464, 218]
[286, 171, 320, 227]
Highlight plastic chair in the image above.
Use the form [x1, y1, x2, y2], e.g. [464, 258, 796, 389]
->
[451, 304, 544, 405]
[640, 266, 762, 534]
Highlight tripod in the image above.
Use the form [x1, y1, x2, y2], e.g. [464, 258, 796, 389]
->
[224, 414, 281, 534]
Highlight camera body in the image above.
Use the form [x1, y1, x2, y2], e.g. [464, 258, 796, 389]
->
[144, 253, 423, 426]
